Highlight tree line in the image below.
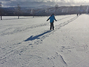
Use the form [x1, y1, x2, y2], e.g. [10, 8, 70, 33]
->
[0, 3, 89, 20]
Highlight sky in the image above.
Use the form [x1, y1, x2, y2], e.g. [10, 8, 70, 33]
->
[0, 0, 89, 8]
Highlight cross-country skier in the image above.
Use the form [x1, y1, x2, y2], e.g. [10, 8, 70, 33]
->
[47, 14, 57, 30]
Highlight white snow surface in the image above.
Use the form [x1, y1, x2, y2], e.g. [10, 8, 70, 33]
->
[0, 14, 89, 67]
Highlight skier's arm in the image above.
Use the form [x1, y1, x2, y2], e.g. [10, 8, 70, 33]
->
[55, 19, 57, 21]
[47, 18, 49, 21]
[54, 17, 57, 21]
[47, 17, 50, 21]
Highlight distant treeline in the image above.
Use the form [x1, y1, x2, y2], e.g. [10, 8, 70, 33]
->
[1, 5, 89, 16]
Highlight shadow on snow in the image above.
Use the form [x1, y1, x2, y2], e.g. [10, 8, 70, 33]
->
[24, 30, 51, 41]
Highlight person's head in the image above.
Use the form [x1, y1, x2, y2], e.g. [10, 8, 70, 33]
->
[51, 13, 54, 16]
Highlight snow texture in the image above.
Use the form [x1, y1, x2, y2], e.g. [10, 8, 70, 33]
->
[0, 14, 89, 67]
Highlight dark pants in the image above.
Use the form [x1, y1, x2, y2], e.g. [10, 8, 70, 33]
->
[50, 22, 54, 30]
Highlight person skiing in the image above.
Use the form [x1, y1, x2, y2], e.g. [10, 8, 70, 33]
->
[47, 14, 57, 30]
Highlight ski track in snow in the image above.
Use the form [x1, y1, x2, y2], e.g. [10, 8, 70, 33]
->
[47, 52, 67, 67]
[0, 15, 73, 50]
[0, 23, 48, 36]
[0, 15, 79, 66]
[0, 16, 72, 36]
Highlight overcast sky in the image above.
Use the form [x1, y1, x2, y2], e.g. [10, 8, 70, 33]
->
[0, 0, 89, 8]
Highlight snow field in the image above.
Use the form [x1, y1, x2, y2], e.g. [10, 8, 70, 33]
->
[0, 14, 89, 67]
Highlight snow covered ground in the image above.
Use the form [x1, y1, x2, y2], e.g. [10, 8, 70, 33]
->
[0, 14, 89, 67]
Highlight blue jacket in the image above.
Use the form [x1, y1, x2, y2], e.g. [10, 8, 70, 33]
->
[47, 15, 57, 23]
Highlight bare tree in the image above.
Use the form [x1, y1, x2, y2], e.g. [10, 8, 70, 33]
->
[0, 3, 2, 20]
[31, 9, 34, 18]
[55, 4, 59, 15]
[16, 4, 21, 19]
[86, 6, 89, 14]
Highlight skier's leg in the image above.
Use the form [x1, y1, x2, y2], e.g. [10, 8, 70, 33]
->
[51, 23, 53, 30]
[53, 22, 54, 30]
[50, 23, 52, 30]
[50, 22, 54, 30]
[51, 22, 54, 30]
